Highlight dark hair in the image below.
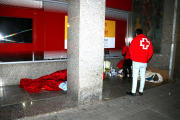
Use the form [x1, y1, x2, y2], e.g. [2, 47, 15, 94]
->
[135, 29, 143, 35]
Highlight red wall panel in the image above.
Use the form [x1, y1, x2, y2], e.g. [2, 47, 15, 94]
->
[33, 10, 45, 51]
[0, 0, 131, 55]
[44, 12, 66, 51]
[0, 5, 67, 52]
[106, 0, 132, 11]
[0, 6, 46, 52]
[105, 17, 127, 55]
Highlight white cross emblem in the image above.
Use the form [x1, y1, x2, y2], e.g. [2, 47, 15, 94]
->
[140, 38, 150, 49]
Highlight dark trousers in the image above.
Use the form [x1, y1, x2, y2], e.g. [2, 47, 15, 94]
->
[123, 59, 132, 77]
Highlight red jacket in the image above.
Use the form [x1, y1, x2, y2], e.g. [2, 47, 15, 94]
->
[129, 34, 153, 63]
[122, 46, 130, 59]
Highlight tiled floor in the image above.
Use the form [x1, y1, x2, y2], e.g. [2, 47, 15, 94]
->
[0, 76, 162, 120]
[30, 81, 180, 120]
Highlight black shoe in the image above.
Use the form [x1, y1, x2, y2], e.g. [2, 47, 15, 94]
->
[128, 75, 132, 78]
[126, 91, 136, 96]
[139, 92, 143, 95]
[123, 75, 127, 78]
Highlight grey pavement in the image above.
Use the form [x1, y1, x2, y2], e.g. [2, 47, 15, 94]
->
[20, 80, 180, 120]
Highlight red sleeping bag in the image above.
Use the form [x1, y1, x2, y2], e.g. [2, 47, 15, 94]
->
[19, 69, 67, 93]
[19, 69, 105, 93]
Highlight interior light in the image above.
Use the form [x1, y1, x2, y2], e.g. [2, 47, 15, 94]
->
[0, 87, 3, 97]
[128, 37, 133, 43]
[23, 102, 26, 107]
[0, 81, 2, 86]
[67, 23, 70, 27]
[0, 34, 3, 40]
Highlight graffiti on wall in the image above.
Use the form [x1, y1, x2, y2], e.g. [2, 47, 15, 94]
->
[132, 0, 163, 53]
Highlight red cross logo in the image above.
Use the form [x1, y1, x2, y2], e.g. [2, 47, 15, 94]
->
[140, 38, 150, 49]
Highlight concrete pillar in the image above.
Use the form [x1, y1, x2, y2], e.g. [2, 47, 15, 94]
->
[67, 0, 105, 107]
[172, 0, 180, 81]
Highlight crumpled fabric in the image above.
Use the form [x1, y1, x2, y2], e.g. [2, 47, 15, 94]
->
[117, 60, 125, 69]
[19, 69, 67, 93]
[59, 81, 67, 91]
[137, 70, 163, 83]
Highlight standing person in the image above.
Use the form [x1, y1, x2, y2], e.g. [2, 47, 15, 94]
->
[122, 45, 132, 78]
[127, 29, 153, 96]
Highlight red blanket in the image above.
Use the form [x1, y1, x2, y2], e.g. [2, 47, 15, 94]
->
[19, 69, 67, 93]
[20, 69, 105, 93]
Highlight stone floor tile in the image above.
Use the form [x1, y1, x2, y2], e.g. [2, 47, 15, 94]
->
[150, 106, 180, 120]
[122, 109, 160, 120]
[34, 113, 59, 120]
[22, 99, 51, 117]
[151, 114, 174, 120]
[1, 77, 179, 120]
[0, 103, 25, 120]
[28, 92, 52, 100]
